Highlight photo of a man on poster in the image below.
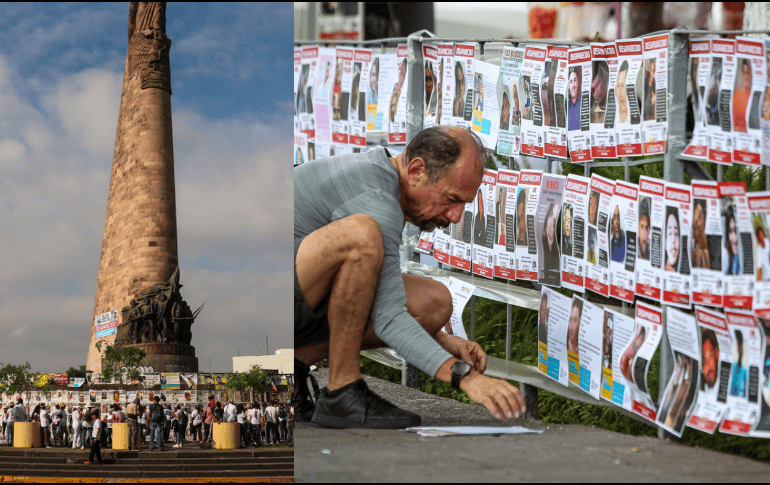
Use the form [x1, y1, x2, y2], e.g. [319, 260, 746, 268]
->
[473, 188, 487, 246]
[610, 205, 626, 263]
[499, 89, 511, 131]
[665, 206, 681, 272]
[691, 199, 710, 269]
[602, 312, 613, 369]
[568, 67, 581, 131]
[541, 202, 561, 283]
[638, 197, 651, 261]
[453, 61, 465, 117]
[562, 205, 573, 257]
[425, 60, 437, 117]
[516, 189, 528, 247]
[700, 329, 720, 392]
[615, 61, 630, 124]
[538, 292, 549, 344]
[590, 61, 609, 124]
[706, 58, 722, 126]
[729, 330, 747, 398]
[643, 57, 656, 121]
[724, 204, 741, 275]
[588, 190, 600, 226]
[567, 298, 583, 355]
[620, 326, 647, 384]
[733, 58, 752, 133]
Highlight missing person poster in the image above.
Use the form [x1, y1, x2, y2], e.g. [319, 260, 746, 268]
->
[585, 174, 614, 297]
[750, 315, 770, 437]
[331, 47, 353, 145]
[449, 202, 473, 272]
[494, 169, 519, 280]
[543, 46, 569, 159]
[589, 42, 618, 159]
[365, 53, 384, 133]
[732, 37, 765, 166]
[720, 309, 762, 436]
[623, 302, 664, 422]
[515, 170, 543, 281]
[348, 49, 371, 148]
[388, 45, 408, 143]
[763, 37, 770, 167]
[452, 43, 476, 129]
[600, 308, 636, 409]
[641, 33, 669, 155]
[683, 38, 712, 159]
[661, 182, 692, 309]
[720, 182, 754, 309]
[298, 46, 318, 140]
[608, 181, 639, 303]
[294, 132, 308, 166]
[536, 173, 566, 287]
[567, 47, 593, 162]
[690, 181, 724, 307]
[497, 46, 524, 157]
[438, 277, 474, 340]
[416, 229, 435, 255]
[572, 296, 603, 399]
[472, 169, 497, 278]
[313, 47, 336, 143]
[423, 44, 439, 129]
[749, 191, 770, 316]
[435, 43, 455, 127]
[433, 226, 452, 265]
[521, 46, 547, 158]
[686, 307, 731, 434]
[707, 39, 736, 165]
[635, 176, 664, 301]
[471, 60, 501, 149]
[656, 308, 700, 438]
[538, 286, 571, 386]
[294, 47, 301, 131]
[614, 38, 644, 156]
[561, 174, 590, 292]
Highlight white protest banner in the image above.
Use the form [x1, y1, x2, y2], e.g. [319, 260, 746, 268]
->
[720, 309, 762, 436]
[298, 46, 319, 140]
[622, 302, 664, 423]
[614, 38, 644, 156]
[641, 33, 669, 156]
[690, 181, 723, 307]
[348, 49, 370, 148]
[536, 173, 566, 287]
[561, 174, 590, 292]
[687, 307, 731, 434]
[472, 169, 497, 279]
[331, 47, 353, 145]
[497, 46, 524, 158]
[572, 297, 603, 400]
[720, 182, 754, 309]
[600, 308, 636, 409]
[707, 39, 736, 165]
[521, 45, 547, 158]
[589, 42, 618, 159]
[661, 181, 692, 309]
[537, 286, 571, 387]
[514, 170, 543, 281]
[749, 191, 770, 316]
[452, 43, 476, 129]
[567, 47, 592, 162]
[682, 38, 712, 159]
[543, 45, 569, 159]
[493, 169, 518, 280]
[608, 181, 639, 303]
[435, 43, 455, 127]
[471, 60, 501, 149]
[585, 174, 614, 297]
[732, 37, 765, 166]
[656, 308, 700, 438]
[423, 44, 439, 129]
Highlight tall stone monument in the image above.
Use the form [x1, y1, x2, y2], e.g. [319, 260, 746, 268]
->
[87, 2, 199, 373]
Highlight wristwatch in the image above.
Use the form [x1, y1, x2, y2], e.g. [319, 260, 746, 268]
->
[451, 360, 472, 390]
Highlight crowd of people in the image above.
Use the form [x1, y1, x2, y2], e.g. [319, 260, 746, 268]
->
[0, 396, 293, 460]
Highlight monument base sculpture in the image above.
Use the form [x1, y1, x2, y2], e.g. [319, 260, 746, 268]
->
[129, 342, 198, 373]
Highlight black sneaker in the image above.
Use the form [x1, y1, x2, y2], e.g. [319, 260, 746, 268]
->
[311, 379, 421, 429]
[294, 359, 319, 422]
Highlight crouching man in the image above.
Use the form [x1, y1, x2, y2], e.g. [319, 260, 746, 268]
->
[294, 126, 526, 429]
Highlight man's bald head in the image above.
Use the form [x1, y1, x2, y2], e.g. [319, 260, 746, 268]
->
[402, 126, 486, 184]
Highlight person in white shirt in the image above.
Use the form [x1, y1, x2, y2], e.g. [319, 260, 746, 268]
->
[251, 404, 263, 447]
[6, 402, 17, 447]
[85, 410, 103, 465]
[71, 406, 82, 449]
[40, 404, 52, 448]
[264, 401, 279, 445]
[224, 400, 237, 423]
[172, 405, 184, 448]
[236, 404, 248, 447]
[190, 405, 202, 442]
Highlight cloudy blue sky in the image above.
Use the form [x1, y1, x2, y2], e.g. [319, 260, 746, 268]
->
[0, 3, 293, 372]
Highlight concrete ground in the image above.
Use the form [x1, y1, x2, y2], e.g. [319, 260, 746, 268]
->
[295, 369, 770, 482]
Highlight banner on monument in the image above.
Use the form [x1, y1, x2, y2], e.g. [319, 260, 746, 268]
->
[95, 309, 118, 338]
[161, 373, 180, 389]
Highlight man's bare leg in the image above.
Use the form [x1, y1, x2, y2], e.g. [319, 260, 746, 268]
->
[295, 214, 384, 392]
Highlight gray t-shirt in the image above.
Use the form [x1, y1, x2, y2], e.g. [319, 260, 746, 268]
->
[294, 148, 451, 377]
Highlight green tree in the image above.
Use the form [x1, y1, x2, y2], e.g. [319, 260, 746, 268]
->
[0, 362, 33, 397]
[96, 343, 146, 385]
[225, 365, 269, 397]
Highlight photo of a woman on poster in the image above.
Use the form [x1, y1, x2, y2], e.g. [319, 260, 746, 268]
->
[350, 64, 361, 123]
[541, 202, 561, 283]
[473, 188, 487, 246]
[295, 148, 304, 166]
[665, 206, 681, 272]
[367, 58, 379, 106]
[453, 61, 465, 117]
[733, 59, 752, 133]
[568, 68, 581, 131]
[755, 218, 770, 281]
[690, 57, 701, 122]
[332, 57, 343, 119]
[389, 88, 400, 122]
[495, 186, 507, 246]
[499, 89, 511, 131]
[616, 61, 630, 124]
[590, 61, 609, 124]
[588, 190, 600, 226]
[724, 204, 741, 275]
[610, 205, 626, 263]
[691, 199, 710, 269]
[659, 352, 698, 433]
[435, 58, 444, 125]
[638, 197, 651, 261]
[516, 189, 528, 247]
[512, 84, 522, 127]
[567, 298, 583, 355]
[473, 73, 484, 112]
[700, 329, 719, 391]
[562, 205, 573, 257]
[620, 326, 647, 383]
[602, 312, 613, 369]
[538, 292, 549, 344]
[425, 61, 437, 116]
[729, 330, 747, 398]
[587, 228, 598, 264]
[643, 57, 656, 121]
[543, 60, 557, 127]
[706, 58, 722, 126]
[522, 76, 533, 121]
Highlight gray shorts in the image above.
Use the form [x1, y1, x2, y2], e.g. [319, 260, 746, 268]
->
[294, 236, 331, 347]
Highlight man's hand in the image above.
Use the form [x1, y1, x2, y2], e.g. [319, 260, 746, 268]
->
[435, 332, 487, 373]
[460, 371, 526, 420]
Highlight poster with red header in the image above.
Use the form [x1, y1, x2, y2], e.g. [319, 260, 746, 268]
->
[641, 33, 669, 155]
[608, 181, 639, 303]
[298, 46, 319, 140]
[435, 43, 455, 127]
[451, 43, 476, 129]
[661, 182, 692, 309]
[635, 176, 664, 301]
[348, 49, 371, 148]
[514, 170, 543, 281]
[432, 227, 452, 265]
[707, 39, 736, 165]
[543, 45, 569, 159]
[720, 309, 762, 436]
[683, 38, 712, 159]
[422, 44, 438, 130]
[388, 45, 408, 143]
[614, 38, 643, 156]
[567, 47, 593, 162]
[561, 174, 590, 292]
[732, 37, 765, 166]
[521, 46, 547, 158]
[720, 182, 754, 309]
[471, 169, 497, 279]
[331, 47, 353, 145]
[622, 302, 664, 423]
[536, 173, 566, 287]
[589, 42, 618, 159]
[415, 229, 435, 255]
[748, 191, 770, 317]
[686, 306, 731, 434]
[493, 169, 519, 280]
[585, 174, 614, 297]
[690, 181, 723, 307]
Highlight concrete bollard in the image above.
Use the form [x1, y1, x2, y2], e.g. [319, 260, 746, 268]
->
[212, 422, 240, 449]
[13, 422, 41, 448]
[111, 422, 129, 450]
